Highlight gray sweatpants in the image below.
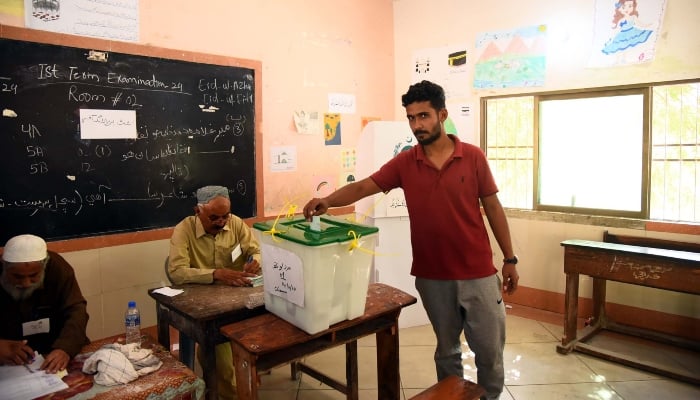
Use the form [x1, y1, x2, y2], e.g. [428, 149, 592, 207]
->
[415, 275, 506, 400]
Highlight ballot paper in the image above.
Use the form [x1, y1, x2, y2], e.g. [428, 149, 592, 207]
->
[250, 275, 264, 287]
[0, 353, 68, 400]
[151, 286, 185, 296]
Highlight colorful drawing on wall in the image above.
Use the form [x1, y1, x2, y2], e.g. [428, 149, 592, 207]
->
[341, 148, 356, 171]
[473, 25, 547, 89]
[324, 113, 341, 145]
[412, 44, 470, 99]
[293, 110, 321, 135]
[588, 0, 666, 67]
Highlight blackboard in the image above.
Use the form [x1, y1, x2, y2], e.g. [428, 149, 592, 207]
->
[0, 27, 261, 244]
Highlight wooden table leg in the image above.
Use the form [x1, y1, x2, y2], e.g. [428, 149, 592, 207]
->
[591, 277, 607, 327]
[376, 319, 400, 400]
[558, 272, 579, 353]
[346, 341, 358, 400]
[156, 304, 170, 352]
[232, 341, 257, 400]
[202, 337, 219, 400]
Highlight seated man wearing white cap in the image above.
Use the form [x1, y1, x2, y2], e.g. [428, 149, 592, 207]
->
[0, 234, 89, 373]
[168, 185, 261, 400]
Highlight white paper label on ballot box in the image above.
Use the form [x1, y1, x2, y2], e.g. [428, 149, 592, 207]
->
[261, 243, 305, 307]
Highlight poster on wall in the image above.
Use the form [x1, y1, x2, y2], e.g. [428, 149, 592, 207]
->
[293, 110, 322, 135]
[270, 146, 297, 172]
[24, 0, 139, 42]
[473, 24, 547, 89]
[445, 102, 476, 145]
[324, 113, 342, 145]
[588, 0, 667, 68]
[411, 44, 470, 99]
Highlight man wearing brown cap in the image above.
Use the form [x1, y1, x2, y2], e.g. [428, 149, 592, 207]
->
[0, 234, 89, 373]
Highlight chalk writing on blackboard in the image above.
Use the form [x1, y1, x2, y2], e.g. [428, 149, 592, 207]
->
[0, 35, 258, 243]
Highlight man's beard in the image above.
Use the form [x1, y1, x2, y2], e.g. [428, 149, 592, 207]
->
[1, 270, 44, 301]
[414, 124, 441, 145]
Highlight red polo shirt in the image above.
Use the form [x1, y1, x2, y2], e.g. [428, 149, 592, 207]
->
[370, 135, 498, 279]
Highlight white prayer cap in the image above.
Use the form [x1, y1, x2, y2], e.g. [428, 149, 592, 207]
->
[196, 186, 229, 204]
[2, 234, 48, 263]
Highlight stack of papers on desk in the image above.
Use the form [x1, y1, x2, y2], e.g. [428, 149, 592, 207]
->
[0, 354, 68, 400]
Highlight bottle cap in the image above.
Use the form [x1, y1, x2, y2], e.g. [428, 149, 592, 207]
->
[128, 301, 136, 308]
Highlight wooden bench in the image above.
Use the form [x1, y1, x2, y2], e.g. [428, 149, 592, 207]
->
[603, 230, 700, 253]
[408, 376, 485, 400]
[558, 233, 700, 385]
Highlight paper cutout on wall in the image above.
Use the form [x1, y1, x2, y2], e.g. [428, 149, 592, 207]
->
[313, 176, 335, 197]
[339, 172, 356, 188]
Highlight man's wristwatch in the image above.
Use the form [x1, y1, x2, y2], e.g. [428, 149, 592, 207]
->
[503, 255, 518, 265]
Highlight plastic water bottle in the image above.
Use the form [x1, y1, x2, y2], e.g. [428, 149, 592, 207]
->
[125, 301, 141, 346]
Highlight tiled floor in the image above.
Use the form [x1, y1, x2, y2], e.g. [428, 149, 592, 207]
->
[177, 304, 700, 399]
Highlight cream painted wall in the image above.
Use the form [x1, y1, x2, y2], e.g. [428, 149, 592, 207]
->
[392, 0, 700, 319]
[138, 0, 396, 217]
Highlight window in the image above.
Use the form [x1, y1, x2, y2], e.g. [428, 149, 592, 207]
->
[482, 80, 700, 223]
[651, 83, 700, 222]
[483, 97, 533, 209]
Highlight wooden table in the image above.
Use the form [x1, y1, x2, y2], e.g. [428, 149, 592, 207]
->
[34, 333, 203, 400]
[220, 283, 417, 400]
[557, 239, 700, 384]
[148, 284, 266, 400]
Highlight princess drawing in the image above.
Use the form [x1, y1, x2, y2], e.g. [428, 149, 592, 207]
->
[602, 0, 653, 55]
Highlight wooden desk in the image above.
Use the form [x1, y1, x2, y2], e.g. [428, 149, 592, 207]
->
[148, 284, 266, 400]
[557, 239, 700, 384]
[35, 333, 203, 400]
[220, 283, 417, 400]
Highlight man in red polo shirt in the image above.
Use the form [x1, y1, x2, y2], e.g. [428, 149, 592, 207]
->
[303, 80, 519, 400]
